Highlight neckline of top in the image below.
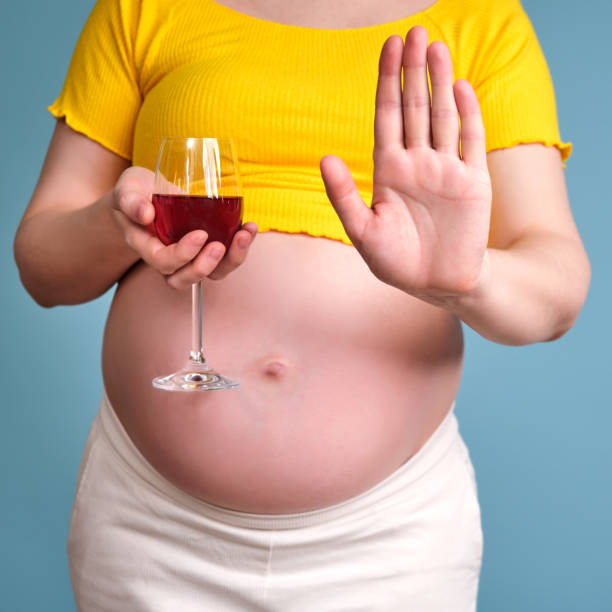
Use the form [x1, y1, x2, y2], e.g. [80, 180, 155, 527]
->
[205, 0, 447, 33]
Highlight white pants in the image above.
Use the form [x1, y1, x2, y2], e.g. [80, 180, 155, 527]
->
[68, 394, 483, 611]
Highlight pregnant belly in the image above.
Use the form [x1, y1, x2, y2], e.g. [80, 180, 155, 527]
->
[102, 232, 464, 513]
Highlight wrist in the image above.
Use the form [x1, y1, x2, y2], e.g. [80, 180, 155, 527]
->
[446, 249, 493, 316]
[407, 249, 493, 315]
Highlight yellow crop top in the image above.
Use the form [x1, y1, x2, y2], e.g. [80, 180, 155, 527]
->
[49, 0, 571, 246]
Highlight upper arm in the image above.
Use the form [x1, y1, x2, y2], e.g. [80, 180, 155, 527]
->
[463, 1, 579, 249]
[23, 120, 130, 222]
[486, 144, 581, 249]
[29, 0, 142, 221]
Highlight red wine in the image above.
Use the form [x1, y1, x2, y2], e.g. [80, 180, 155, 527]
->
[152, 194, 243, 249]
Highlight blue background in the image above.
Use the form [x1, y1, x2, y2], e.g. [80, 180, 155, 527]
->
[1, 1, 610, 610]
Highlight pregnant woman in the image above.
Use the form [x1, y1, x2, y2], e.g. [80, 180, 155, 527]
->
[14, 0, 590, 609]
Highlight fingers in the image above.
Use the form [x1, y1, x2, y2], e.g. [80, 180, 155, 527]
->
[164, 240, 226, 290]
[320, 155, 370, 245]
[114, 189, 155, 226]
[378, 28, 478, 160]
[117, 217, 257, 290]
[374, 36, 405, 150]
[113, 166, 156, 225]
[427, 41, 459, 155]
[206, 223, 258, 281]
[112, 166, 257, 288]
[454, 80, 487, 169]
[166, 224, 257, 289]
[113, 177, 209, 276]
[402, 26, 431, 148]
[116, 210, 207, 274]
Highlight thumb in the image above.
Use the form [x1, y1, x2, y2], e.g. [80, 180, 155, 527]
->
[320, 155, 371, 244]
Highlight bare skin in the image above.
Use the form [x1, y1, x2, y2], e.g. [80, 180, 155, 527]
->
[15, 2, 590, 513]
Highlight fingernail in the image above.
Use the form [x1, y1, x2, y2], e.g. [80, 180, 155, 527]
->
[210, 246, 224, 259]
[238, 235, 249, 249]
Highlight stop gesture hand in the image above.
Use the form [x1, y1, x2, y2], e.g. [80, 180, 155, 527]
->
[321, 27, 492, 305]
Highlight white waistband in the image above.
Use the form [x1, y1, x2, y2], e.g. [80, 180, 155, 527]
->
[98, 391, 460, 530]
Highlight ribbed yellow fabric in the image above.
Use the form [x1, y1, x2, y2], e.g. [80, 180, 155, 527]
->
[49, 0, 571, 246]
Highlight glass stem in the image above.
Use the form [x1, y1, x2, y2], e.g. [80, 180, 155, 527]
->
[189, 281, 208, 366]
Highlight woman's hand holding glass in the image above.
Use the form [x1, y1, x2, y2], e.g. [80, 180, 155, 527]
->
[321, 26, 492, 307]
[111, 165, 257, 289]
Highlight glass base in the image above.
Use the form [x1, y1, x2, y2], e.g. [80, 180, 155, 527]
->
[152, 361, 239, 391]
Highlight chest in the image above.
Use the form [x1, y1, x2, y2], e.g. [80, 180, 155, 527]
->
[213, 0, 438, 29]
[132, 5, 389, 171]
[130, 0, 433, 173]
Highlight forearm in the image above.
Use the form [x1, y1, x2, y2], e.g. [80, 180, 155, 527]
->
[14, 192, 140, 307]
[448, 232, 591, 345]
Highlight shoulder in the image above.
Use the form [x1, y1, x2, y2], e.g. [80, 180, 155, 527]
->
[432, 0, 539, 82]
[427, 0, 526, 27]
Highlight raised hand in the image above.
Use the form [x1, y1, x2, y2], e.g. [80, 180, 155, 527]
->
[321, 27, 492, 305]
[111, 166, 257, 289]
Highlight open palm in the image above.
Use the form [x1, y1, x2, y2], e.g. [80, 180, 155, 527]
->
[321, 27, 492, 301]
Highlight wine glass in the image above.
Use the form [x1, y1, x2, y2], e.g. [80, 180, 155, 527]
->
[151, 137, 242, 391]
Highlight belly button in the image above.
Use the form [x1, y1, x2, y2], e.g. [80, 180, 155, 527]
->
[261, 358, 290, 379]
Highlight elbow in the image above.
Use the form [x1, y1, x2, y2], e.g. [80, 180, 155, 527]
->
[546, 314, 579, 342]
[14, 230, 59, 309]
[22, 283, 60, 309]
[14, 264, 60, 309]
[545, 249, 592, 342]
